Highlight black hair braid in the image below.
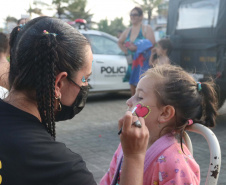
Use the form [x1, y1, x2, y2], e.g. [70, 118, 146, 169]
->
[35, 55, 45, 124]
[35, 36, 49, 133]
[9, 26, 20, 50]
[9, 26, 21, 84]
[35, 34, 58, 139]
[49, 40, 58, 139]
[50, 61, 56, 138]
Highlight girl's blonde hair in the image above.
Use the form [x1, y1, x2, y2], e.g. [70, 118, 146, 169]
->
[144, 65, 218, 144]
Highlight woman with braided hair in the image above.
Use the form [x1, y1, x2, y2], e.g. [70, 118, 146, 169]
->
[0, 17, 149, 185]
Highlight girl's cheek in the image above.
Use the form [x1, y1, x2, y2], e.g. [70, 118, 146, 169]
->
[134, 103, 151, 119]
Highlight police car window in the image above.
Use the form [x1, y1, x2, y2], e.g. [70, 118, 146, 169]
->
[86, 35, 122, 55]
[176, 0, 220, 30]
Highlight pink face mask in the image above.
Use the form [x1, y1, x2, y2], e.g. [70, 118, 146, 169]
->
[133, 103, 151, 118]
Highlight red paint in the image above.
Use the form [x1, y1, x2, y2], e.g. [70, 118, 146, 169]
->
[135, 103, 151, 118]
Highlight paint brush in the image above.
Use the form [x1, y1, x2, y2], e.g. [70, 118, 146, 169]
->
[118, 106, 137, 135]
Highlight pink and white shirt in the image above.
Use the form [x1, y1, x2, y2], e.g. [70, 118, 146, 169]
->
[100, 134, 200, 185]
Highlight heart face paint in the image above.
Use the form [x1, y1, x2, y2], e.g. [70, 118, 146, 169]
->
[134, 103, 151, 118]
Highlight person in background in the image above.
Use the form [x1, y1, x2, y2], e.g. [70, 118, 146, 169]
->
[117, 30, 123, 38]
[0, 16, 149, 185]
[118, 7, 156, 96]
[149, 38, 173, 67]
[17, 18, 27, 26]
[101, 64, 218, 185]
[0, 32, 10, 98]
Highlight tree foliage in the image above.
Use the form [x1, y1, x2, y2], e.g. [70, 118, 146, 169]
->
[97, 17, 126, 37]
[27, 0, 51, 17]
[65, 0, 93, 21]
[52, 0, 69, 18]
[5, 16, 17, 23]
[27, 6, 42, 16]
[134, 0, 163, 24]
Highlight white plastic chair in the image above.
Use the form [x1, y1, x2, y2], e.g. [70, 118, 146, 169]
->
[183, 123, 221, 185]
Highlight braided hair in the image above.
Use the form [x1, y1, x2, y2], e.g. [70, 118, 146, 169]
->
[9, 17, 90, 139]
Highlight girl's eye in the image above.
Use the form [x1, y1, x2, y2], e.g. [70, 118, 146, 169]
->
[137, 96, 143, 100]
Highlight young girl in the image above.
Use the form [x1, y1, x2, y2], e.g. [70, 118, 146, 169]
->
[149, 38, 173, 67]
[100, 64, 218, 185]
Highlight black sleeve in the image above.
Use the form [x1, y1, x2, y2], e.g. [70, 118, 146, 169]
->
[3, 128, 97, 185]
[31, 140, 97, 185]
[53, 143, 97, 185]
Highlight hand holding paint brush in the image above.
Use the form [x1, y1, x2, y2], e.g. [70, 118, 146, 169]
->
[118, 103, 149, 159]
[118, 106, 137, 135]
[118, 103, 151, 135]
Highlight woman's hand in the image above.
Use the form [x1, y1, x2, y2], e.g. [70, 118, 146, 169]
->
[118, 111, 149, 185]
[126, 42, 137, 52]
[118, 111, 149, 158]
[118, 29, 130, 54]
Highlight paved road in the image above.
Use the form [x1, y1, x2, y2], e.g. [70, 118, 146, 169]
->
[56, 92, 226, 185]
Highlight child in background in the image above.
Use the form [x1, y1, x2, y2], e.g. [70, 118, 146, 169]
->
[101, 64, 218, 185]
[149, 38, 173, 67]
[0, 32, 10, 98]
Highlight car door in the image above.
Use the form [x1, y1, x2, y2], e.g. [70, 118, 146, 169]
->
[85, 34, 129, 92]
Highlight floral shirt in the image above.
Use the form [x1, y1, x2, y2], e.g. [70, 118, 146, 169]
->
[100, 135, 200, 185]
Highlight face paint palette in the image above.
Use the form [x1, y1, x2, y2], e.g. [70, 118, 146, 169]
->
[133, 103, 151, 118]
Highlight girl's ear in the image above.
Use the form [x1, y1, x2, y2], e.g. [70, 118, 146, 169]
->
[158, 105, 175, 123]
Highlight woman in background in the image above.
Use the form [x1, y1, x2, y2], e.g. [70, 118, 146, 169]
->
[118, 7, 155, 96]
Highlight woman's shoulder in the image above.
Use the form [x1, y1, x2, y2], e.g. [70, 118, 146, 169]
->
[123, 27, 132, 36]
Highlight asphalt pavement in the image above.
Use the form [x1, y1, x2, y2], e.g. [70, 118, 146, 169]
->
[56, 92, 226, 185]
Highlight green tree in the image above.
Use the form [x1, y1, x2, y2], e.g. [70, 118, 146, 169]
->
[97, 17, 126, 37]
[157, 1, 169, 17]
[97, 19, 110, 34]
[66, 0, 92, 21]
[134, 0, 163, 25]
[27, 5, 42, 17]
[109, 17, 126, 36]
[52, 0, 69, 18]
[27, 1, 51, 17]
[5, 16, 17, 23]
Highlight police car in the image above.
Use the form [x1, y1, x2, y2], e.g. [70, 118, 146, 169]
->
[80, 29, 129, 92]
[70, 19, 129, 92]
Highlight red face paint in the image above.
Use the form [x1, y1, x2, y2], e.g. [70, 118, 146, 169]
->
[134, 103, 151, 118]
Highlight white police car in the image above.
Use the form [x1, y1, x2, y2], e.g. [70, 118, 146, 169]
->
[78, 29, 130, 92]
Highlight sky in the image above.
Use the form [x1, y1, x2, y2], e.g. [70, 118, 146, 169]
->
[0, 0, 139, 28]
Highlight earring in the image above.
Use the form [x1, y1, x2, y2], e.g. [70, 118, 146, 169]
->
[55, 96, 62, 111]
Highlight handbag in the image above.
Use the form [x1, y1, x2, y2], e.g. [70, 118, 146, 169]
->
[125, 54, 133, 65]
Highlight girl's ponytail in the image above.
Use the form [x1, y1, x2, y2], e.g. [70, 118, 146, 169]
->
[199, 81, 218, 127]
